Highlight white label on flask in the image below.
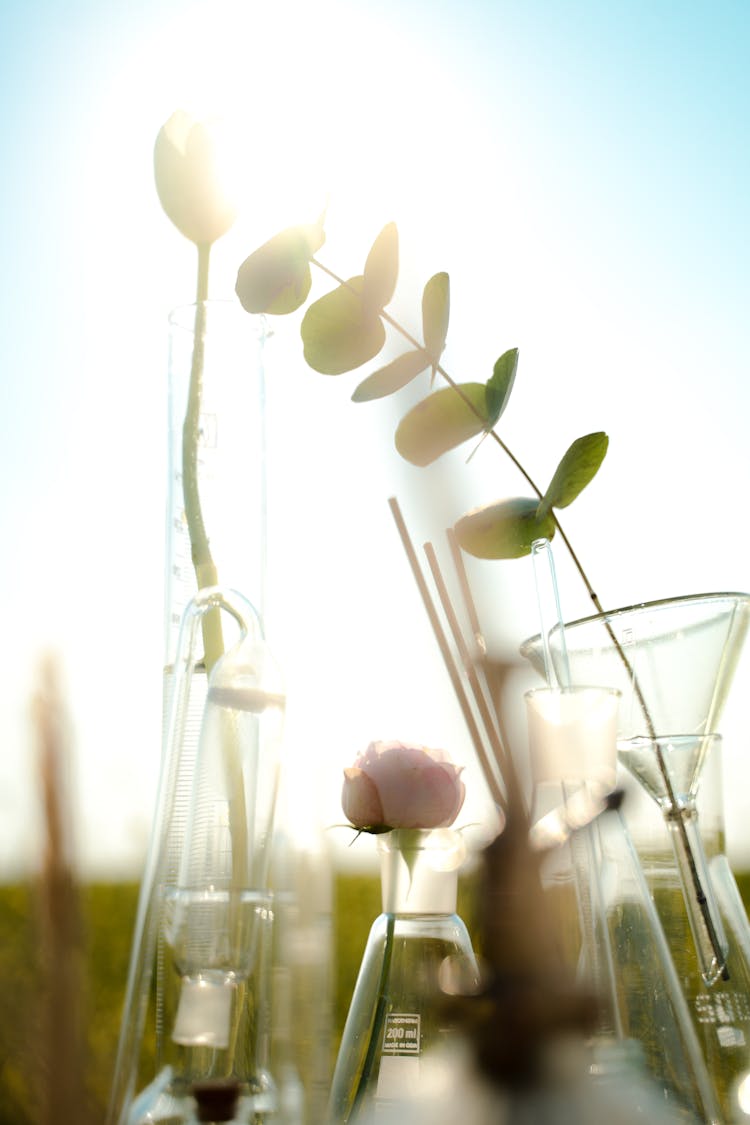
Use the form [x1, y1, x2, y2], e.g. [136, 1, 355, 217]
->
[717, 1025, 746, 1048]
[376, 1055, 421, 1102]
[381, 1013, 421, 1055]
[375, 1014, 422, 1103]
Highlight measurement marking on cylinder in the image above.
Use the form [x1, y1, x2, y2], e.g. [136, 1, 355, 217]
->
[695, 991, 750, 1025]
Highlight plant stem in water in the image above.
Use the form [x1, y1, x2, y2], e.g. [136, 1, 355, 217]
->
[348, 912, 396, 1123]
[183, 241, 224, 675]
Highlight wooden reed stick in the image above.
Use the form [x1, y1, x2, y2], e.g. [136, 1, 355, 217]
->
[424, 542, 525, 814]
[387, 497, 506, 810]
[445, 528, 523, 792]
[447, 528, 487, 658]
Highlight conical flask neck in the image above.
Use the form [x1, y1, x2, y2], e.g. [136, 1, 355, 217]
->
[378, 829, 464, 915]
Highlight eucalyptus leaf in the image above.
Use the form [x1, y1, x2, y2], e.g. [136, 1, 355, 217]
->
[422, 272, 450, 361]
[455, 498, 557, 560]
[301, 276, 386, 375]
[395, 383, 487, 466]
[352, 350, 429, 402]
[485, 348, 519, 428]
[537, 432, 609, 518]
[363, 222, 399, 312]
[235, 222, 324, 315]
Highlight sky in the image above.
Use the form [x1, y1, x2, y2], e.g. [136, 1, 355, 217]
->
[1, 0, 750, 878]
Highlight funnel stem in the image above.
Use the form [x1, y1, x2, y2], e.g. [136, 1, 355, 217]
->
[664, 803, 729, 985]
[589, 615, 729, 982]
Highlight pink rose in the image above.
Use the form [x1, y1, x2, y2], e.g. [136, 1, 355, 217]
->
[342, 740, 465, 831]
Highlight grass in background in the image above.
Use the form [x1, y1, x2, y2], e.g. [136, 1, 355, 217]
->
[1, 871, 747, 1124]
[0, 872, 382, 1125]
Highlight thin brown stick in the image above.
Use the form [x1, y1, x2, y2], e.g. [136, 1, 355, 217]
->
[446, 527, 508, 729]
[424, 542, 525, 815]
[447, 528, 485, 657]
[387, 497, 506, 810]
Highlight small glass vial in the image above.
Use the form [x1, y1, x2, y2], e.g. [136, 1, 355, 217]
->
[328, 828, 480, 1123]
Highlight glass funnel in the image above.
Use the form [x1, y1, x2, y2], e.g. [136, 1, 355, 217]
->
[520, 592, 750, 742]
[620, 734, 750, 1123]
[618, 735, 728, 985]
[520, 593, 750, 976]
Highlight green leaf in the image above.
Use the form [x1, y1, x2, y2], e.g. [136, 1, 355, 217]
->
[351, 350, 429, 402]
[301, 276, 386, 374]
[235, 222, 324, 315]
[363, 222, 399, 312]
[422, 273, 450, 361]
[395, 383, 487, 466]
[485, 348, 519, 428]
[537, 432, 609, 518]
[455, 498, 557, 560]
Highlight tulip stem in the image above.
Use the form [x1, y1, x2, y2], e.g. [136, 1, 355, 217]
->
[182, 241, 224, 674]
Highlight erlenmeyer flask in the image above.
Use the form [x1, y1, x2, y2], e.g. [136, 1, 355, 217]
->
[618, 733, 750, 1123]
[521, 595, 750, 1122]
[328, 828, 480, 1124]
[108, 588, 285, 1125]
[525, 686, 720, 1122]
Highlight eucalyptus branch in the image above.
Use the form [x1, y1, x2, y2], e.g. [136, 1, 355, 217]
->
[311, 257, 604, 614]
[237, 220, 725, 977]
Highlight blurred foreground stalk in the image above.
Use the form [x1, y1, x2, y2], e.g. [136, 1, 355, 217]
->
[32, 654, 91, 1125]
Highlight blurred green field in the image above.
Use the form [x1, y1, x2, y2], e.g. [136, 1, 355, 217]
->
[0, 873, 386, 1125]
[2, 871, 748, 1124]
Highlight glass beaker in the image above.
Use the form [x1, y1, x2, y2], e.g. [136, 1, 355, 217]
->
[328, 828, 480, 1124]
[108, 588, 285, 1125]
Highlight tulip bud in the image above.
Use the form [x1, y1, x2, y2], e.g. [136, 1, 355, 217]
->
[154, 110, 238, 246]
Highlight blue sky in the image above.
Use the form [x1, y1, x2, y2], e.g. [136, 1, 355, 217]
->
[1, 0, 749, 876]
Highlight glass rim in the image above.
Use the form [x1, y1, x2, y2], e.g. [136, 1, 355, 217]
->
[619, 733, 722, 749]
[524, 684, 621, 699]
[520, 590, 750, 656]
[167, 298, 268, 335]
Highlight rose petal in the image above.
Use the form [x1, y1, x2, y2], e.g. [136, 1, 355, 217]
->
[341, 766, 385, 828]
[342, 741, 465, 831]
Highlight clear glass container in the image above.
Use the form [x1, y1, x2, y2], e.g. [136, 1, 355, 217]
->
[108, 589, 285, 1125]
[521, 595, 750, 1123]
[619, 734, 750, 1123]
[328, 828, 480, 1124]
[525, 687, 720, 1121]
[165, 300, 268, 662]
